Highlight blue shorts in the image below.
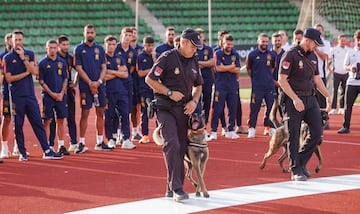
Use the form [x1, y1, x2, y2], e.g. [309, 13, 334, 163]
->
[2, 85, 10, 116]
[79, 85, 106, 109]
[42, 94, 68, 120]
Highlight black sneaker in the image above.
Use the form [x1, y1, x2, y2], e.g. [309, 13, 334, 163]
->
[173, 189, 189, 201]
[58, 146, 70, 156]
[165, 190, 173, 198]
[337, 127, 350, 134]
[303, 168, 311, 178]
[94, 142, 113, 151]
[43, 150, 63, 160]
[74, 143, 88, 154]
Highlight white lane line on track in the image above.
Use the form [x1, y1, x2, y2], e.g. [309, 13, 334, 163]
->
[67, 174, 360, 214]
[324, 140, 360, 146]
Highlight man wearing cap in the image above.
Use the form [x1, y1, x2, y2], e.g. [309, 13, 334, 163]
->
[146, 28, 203, 201]
[278, 28, 329, 181]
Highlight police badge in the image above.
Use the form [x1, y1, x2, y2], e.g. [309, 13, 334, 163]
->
[174, 67, 180, 75]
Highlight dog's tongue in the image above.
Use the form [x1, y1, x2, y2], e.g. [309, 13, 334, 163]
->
[192, 121, 199, 129]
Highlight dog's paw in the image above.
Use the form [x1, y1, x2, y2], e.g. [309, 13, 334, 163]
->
[195, 192, 201, 197]
[282, 168, 290, 173]
[203, 192, 210, 198]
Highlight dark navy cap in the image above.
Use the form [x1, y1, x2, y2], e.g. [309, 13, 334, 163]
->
[304, 28, 324, 46]
[181, 28, 202, 48]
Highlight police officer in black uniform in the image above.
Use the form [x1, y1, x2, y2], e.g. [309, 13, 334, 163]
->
[145, 28, 203, 201]
[279, 28, 329, 181]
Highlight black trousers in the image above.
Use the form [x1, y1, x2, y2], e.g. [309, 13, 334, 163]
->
[285, 95, 323, 175]
[316, 77, 327, 109]
[331, 73, 348, 109]
[343, 85, 360, 129]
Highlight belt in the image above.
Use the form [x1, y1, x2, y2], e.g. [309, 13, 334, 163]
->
[295, 90, 315, 96]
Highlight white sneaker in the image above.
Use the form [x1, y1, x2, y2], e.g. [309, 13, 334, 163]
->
[121, 139, 136, 149]
[269, 128, 276, 137]
[248, 127, 256, 138]
[328, 109, 336, 115]
[225, 131, 239, 139]
[209, 132, 217, 141]
[221, 128, 227, 136]
[107, 139, 116, 149]
[338, 108, 344, 114]
[0, 144, 9, 158]
[68, 144, 77, 152]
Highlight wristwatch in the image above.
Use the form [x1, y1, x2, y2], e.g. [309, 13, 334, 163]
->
[166, 89, 173, 97]
[98, 79, 103, 84]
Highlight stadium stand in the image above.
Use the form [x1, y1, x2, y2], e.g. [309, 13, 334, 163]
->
[318, 0, 360, 38]
[142, 0, 300, 45]
[0, 0, 153, 56]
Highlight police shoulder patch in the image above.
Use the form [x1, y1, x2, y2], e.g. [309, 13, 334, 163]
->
[282, 61, 290, 69]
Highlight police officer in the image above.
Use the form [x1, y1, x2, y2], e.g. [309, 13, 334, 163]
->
[145, 28, 203, 201]
[278, 28, 329, 181]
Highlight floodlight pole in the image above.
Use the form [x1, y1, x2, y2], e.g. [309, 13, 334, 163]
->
[208, 0, 212, 46]
[135, 0, 139, 30]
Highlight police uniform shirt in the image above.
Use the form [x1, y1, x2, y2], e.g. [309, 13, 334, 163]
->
[279, 46, 319, 92]
[214, 48, 240, 90]
[213, 45, 221, 52]
[155, 43, 174, 58]
[57, 52, 74, 84]
[39, 56, 68, 95]
[115, 43, 137, 82]
[137, 50, 154, 95]
[3, 49, 36, 97]
[271, 49, 285, 81]
[344, 47, 360, 86]
[329, 46, 348, 75]
[247, 48, 276, 90]
[148, 49, 203, 101]
[74, 42, 106, 90]
[197, 45, 214, 87]
[105, 53, 127, 95]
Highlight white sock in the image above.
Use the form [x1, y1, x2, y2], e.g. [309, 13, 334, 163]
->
[58, 140, 64, 147]
[97, 135, 103, 144]
[1, 141, 8, 147]
[132, 127, 136, 135]
[79, 137, 85, 144]
[112, 133, 118, 139]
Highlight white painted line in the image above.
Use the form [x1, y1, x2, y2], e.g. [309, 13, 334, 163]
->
[67, 174, 360, 214]
[324, 140, 360, 146]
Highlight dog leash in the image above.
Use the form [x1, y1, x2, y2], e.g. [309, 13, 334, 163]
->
[188, 142, 208, 148]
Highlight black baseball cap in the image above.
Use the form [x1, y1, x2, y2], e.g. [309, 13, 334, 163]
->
[181, 28, 202, 48]
[304, 28, 324, 46]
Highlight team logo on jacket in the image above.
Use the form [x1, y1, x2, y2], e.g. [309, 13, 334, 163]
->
[204, 49, 209, 61]
[94, 48, 99, 60]
[46, 64, 51, 69]
[231, 55, 236, 65]
[58, 62, 63, 75]
[116, 58, 121, 65]
[174, 67, 180, 75]
[266, 54, 271, 66]
[24, 55, 30, 61]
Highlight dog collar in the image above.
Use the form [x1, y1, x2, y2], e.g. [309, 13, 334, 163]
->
[188, 142, 208, 148]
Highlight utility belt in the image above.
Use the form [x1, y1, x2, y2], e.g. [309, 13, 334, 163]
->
[295, 90, 315, 97]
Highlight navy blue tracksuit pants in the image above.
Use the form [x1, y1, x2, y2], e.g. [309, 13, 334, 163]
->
[105, 92, 130, 140]
[12, 95, 50, 156]
[248, 88, 275, 128]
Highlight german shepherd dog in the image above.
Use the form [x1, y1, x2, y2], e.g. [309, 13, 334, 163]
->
[259, 110, 329, 174]
[153, 112, 209, 198]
